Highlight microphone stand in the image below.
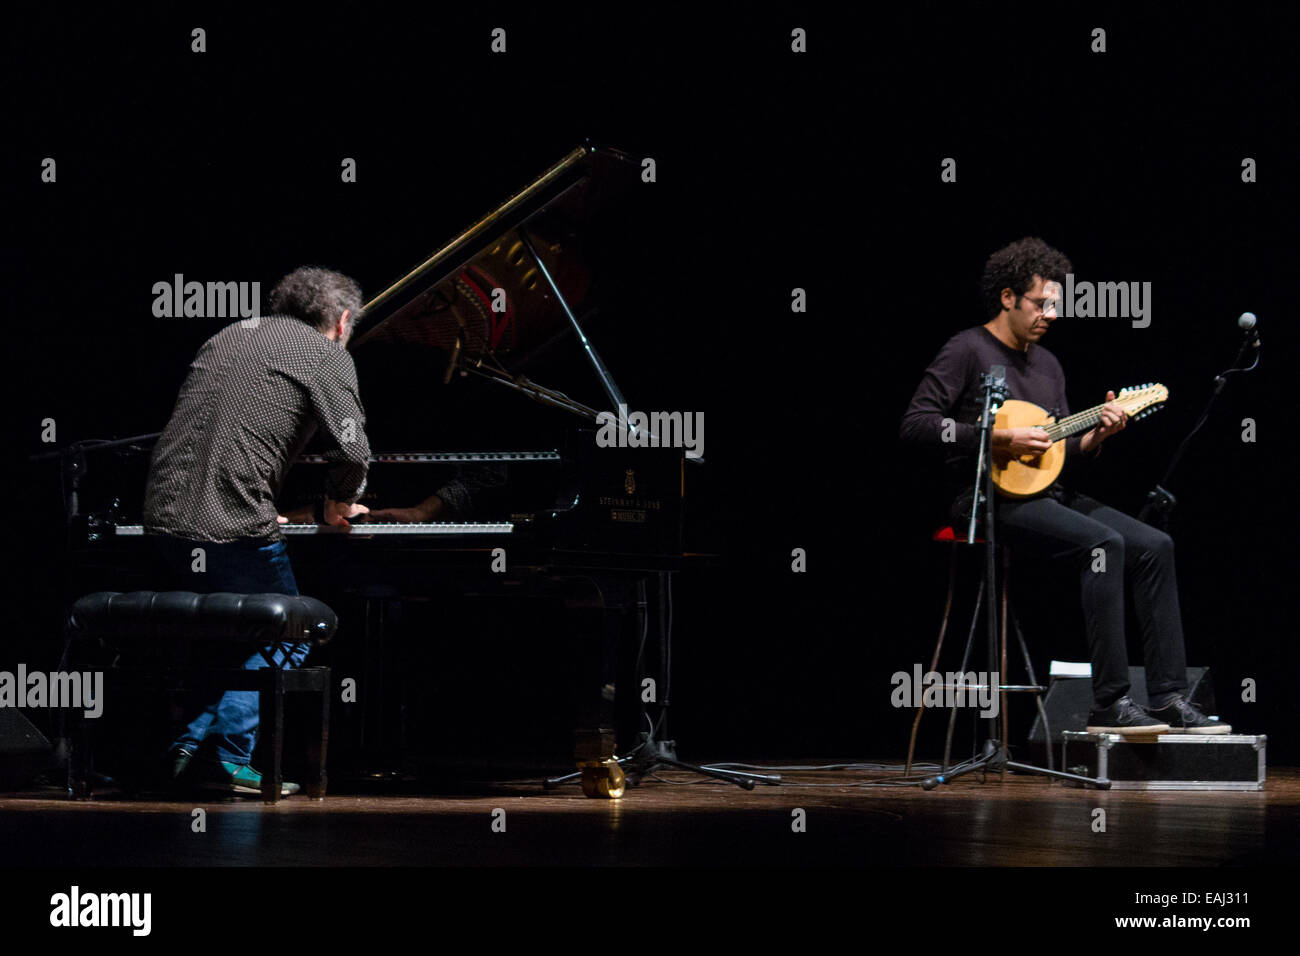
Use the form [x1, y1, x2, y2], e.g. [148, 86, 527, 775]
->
[924, 369, 1109, 790]
[1139, 330, 1260, 528]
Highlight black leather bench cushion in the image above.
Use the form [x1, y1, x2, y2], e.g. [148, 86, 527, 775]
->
[68, 592, 337, 648]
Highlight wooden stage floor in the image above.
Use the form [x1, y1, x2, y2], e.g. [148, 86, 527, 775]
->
[2, 761, 1297, 867]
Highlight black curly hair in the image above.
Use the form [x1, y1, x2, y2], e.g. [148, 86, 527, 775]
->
[980, 237, 1072, 319]
[268, 266, 364, 333]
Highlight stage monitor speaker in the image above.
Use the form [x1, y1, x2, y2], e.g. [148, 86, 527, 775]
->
[0, 709, 52, 790]
[1028, 666, 1216, 746]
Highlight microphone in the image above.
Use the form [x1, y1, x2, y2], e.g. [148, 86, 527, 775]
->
[1238, 312, 1260, 345]
[988, 364, 1007, 408]
[1217, 312, 1261, 389]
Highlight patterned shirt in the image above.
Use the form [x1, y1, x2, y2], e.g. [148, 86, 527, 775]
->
[144, 315, 370, 543]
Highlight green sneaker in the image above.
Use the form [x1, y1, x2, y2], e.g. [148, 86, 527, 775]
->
[189, 757, 300, 797]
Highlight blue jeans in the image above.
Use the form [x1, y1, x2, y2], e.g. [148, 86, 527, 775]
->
[152, 536, 310, 765]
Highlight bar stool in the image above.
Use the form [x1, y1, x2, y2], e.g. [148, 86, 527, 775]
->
[904, 528, 1052, 776]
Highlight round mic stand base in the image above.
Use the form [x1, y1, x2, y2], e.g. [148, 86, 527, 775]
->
[542, 575, 779, 797]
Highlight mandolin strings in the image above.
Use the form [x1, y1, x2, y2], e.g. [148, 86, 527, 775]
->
[1042, 407, 1104, 441]
[1039, 392, 1154, 442]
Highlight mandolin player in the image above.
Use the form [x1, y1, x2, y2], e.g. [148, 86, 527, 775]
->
[899, 237, 1228, 736]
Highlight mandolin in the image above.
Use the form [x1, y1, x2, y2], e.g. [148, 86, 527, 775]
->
[991, 384, 1169, 498]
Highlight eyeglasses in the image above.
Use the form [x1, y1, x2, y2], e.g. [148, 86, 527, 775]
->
[1019, 294, 1058, 316]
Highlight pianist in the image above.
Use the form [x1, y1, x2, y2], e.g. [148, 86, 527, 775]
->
[142, 265, 372, 795]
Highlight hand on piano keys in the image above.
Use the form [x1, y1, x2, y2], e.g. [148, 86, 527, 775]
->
[274, 521, 513, 535]
[324, 499, 369, 528]
[276, 499, 370, 529]
[272, 495, 493, 536]
[277, 505, 315, 525]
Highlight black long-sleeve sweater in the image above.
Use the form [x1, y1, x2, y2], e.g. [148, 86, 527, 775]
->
[900, 325, 1095, 518]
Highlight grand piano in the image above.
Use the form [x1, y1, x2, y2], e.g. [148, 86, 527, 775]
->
[71, 144, 719, 797]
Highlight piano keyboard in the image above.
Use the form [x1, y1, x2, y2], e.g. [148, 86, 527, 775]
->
[113, 522, 514, 536]
[293, 451, 560, 465]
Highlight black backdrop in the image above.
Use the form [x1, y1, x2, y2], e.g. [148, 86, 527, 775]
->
[8, 6, 1297, 763]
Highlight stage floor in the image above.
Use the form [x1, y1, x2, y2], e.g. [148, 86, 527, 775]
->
[2, 762, 1296, 867]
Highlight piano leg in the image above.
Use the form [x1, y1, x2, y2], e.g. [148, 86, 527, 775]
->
[355, 590, 407, 780]
[563, 574, 634, 798]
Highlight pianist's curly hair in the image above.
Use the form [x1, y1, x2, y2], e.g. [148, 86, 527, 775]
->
[269, 266, 364, 334]
[980, 237, 1072, 319]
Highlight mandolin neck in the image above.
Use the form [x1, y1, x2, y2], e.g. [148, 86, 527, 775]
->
[1040, 402, 1113, 442]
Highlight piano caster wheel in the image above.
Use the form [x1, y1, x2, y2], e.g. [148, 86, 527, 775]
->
[579, 759, 626, 799]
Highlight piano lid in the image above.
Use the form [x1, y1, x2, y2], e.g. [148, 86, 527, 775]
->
[349, 143, 642, 365]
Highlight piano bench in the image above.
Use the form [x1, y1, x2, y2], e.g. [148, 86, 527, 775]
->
[64, 591, 337, 804]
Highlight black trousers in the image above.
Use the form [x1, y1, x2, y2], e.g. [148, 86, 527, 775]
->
[994, 488, 1188, 709]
